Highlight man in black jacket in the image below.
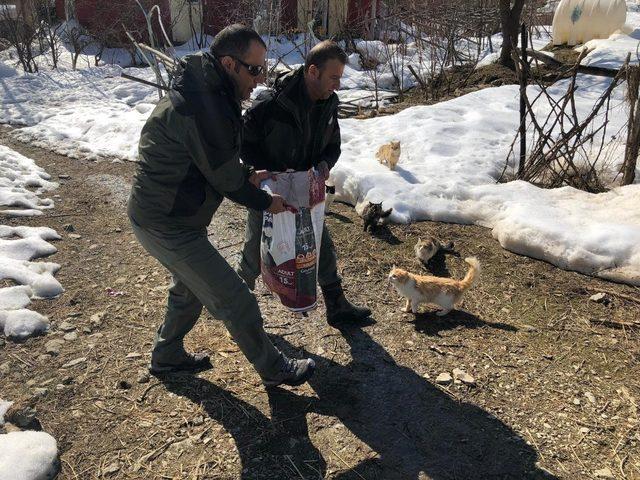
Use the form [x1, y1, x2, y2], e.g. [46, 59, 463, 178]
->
[128, 25, 315, 387]
[236, 41, 371, 325]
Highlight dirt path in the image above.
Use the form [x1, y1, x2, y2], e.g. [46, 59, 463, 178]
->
[1, 130, 639, 480]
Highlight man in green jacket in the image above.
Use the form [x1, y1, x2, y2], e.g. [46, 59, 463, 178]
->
[128, 25, 315, 387]
[236, 41, 371, 326]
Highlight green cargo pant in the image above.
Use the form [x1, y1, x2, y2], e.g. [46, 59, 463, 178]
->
[235, 208, 341, 290]
[130, 218, 283, 378]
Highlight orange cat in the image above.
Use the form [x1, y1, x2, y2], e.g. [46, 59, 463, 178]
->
[376, 141, 401, 170]
[388, 257, 480, 316]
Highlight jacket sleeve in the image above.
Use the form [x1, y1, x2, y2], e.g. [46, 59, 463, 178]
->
[317, 108, 341, 170]
[182, 112, 272, 212]
[240, 95, 270, 170]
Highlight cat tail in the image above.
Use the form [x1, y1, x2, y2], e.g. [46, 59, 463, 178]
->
[459, 257, 480, 290]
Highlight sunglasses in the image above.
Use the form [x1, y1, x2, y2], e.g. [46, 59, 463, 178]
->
[231, 56, 266, 77]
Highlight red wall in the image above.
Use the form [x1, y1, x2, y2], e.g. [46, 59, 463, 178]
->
[55, 0, 172, 44]
[55, 0, 380, 41]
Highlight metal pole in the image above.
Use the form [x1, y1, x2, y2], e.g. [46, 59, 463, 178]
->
[519, 23, 528, 178]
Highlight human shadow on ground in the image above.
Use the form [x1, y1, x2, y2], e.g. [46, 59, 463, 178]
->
[159, 322, 551, 480]
[159, 375, 327, 479]
[271, 326, 554, 480]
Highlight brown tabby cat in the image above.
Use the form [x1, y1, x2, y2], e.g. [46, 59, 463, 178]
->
[415, 237, 455, 265]
[376, 141, 401, 170]
[388, 257, 480, 316]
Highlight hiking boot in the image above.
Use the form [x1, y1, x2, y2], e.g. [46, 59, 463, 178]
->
[149, 351, 212, 375]
[261, 356, 316, 387]
[321, 282, 371, 326]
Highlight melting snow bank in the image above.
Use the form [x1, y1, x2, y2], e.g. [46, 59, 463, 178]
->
[0, 399, 60, 480]
[0, 400, 60, 480]
[333, 80, 640, 286]
[0, 147, 63, 339]
[0, 146, 57, 216]
[0, 431, 60, 480]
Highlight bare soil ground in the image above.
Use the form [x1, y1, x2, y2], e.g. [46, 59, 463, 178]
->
[1, 129, 639, 480]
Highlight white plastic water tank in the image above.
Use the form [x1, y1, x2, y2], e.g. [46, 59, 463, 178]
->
[552, 0, 627, 46]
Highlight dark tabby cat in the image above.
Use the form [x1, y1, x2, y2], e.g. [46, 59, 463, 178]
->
[362, 202, 393, 232]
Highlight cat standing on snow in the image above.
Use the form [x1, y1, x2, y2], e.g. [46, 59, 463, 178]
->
[361, 202, 393, 232]
[376, 141, 401, 170]
[388, 257, 480, 316]
[415, 237, 455, 265]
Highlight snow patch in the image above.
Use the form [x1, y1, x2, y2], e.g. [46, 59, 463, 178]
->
[0, 430, 60, 480]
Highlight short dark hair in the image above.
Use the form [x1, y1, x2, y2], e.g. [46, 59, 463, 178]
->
[210, 24, 266, 59]
[305, 40, 347, 71]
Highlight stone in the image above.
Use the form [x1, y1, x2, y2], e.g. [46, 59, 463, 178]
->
[90, 312, 106, 325]
[58, 321, 76, 332]
[589, 292, 610, 304]
[580, 427, 590, 434]
[585, 392, 596, 404]
[61, 357, 87, 368]
[137, 372, 150, 384]
[58, 174, 71, 179]
[102, 462, 120, 476]
[68, 234, 82, 240]
[192, 416, 204, 426]
[453, 368, 476, 386]
[45, 339, 64, 356]
[33, 388, 48, 397]
[435, 373, 453, 385]
[63, 332, 78, 341]
[5, 403, 39, 429]
[594, 467, 614, 479]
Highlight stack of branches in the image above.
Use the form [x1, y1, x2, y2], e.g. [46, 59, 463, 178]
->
[501, 49, 631, 193]
[122, 1, 185, 99]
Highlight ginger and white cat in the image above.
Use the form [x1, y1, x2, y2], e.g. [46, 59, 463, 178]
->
[388, 257, 480, 316]
[376, 141, 401, 170]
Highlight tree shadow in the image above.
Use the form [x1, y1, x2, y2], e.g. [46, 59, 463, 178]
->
[272, 326, 552, 480]
[409, 309, 518, 336]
